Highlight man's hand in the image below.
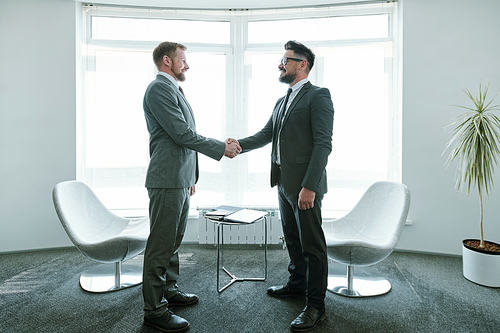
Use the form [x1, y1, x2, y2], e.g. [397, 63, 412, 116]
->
[226, 138, 240, 145]
[298, 187, 315, 210]
[190, 185, 196, 196]
[224, 138, 241, 158]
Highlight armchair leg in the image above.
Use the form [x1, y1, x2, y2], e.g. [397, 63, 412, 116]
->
[327, 264, 391, 297]
[80, 256, 143, 293]
[115, 261, 121, 289]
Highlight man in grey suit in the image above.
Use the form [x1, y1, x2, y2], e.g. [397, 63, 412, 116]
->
[229, 40, 334, 332]
[142, 41, 241, 332]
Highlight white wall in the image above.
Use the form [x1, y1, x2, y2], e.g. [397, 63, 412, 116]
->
[399, 0, 500, 254]
[0, 0, 77, 252]
[1, 0, 499, 254]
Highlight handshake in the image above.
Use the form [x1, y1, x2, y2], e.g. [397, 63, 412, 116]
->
[224, 138, 241, 159]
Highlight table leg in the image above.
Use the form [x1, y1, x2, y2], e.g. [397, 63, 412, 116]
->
[216, 216, 268, 293]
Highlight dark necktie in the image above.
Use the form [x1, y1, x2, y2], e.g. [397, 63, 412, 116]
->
[275, 88, 292, 135]
[278, 88, 292, 128]
[273, 88, 292, 164]
[179, 86, 185, 96]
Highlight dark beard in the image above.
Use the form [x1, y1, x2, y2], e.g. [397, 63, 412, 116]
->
[174, 72, 186, 82]
[279, 71, 295, 84]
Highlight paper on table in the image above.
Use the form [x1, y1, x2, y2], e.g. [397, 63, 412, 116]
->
[205, 209, 234, 217]
[223, 209, 267, 223]
[204, 209, 234, 221]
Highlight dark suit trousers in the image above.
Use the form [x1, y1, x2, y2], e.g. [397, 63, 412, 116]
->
[143, 187, 190, 318]
[278, 183, 328, 309]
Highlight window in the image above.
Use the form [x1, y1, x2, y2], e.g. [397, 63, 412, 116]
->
[79, 2, 400, 217]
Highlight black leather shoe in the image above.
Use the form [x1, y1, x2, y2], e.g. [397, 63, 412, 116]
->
[144, 309, 190, 332]
[267, 285, 306, 298]
[290, 306, 326, 332]
[167, 291, 199, 306]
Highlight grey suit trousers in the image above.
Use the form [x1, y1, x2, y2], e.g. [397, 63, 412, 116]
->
[143, 187, 190, 318]
[278, 182, 327, 309]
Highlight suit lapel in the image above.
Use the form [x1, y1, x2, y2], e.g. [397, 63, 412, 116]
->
[157, 74, 196, 126]
[178, 88, 196, 126]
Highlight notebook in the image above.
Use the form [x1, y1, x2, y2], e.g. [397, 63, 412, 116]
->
[222, 209, 267, 223]
[204, 208, 235, 220]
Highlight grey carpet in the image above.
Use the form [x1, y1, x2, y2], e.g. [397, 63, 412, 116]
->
[1, 244, 499, 333]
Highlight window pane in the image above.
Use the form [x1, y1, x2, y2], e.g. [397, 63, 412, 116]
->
[87, 49, 152, 169]
[85, 49, 154, 209]
[92, 16, 230, 44]
[181, 52, 226, 174]
[241, 51, 286, 206]
[248, 14, 388, 44]
[320, 44, 391, 213]
[179, 52, 228, 208]
[246, 51, 283, 174]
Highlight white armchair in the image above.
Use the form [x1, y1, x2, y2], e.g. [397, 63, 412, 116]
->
[52, 181, 149, 292]
[323, 181, 411, 297]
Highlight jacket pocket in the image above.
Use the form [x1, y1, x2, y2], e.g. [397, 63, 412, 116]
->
[295, 155, 310, 164]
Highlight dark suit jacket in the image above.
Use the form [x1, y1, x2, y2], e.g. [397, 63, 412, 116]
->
[239, 81, 334, 196]
[143, 74, 225, 188]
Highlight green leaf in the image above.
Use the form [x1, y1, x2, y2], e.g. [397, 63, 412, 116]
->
[444, 82, 500, 197]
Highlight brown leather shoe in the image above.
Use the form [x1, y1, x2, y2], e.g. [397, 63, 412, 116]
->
[290, 306, 326, 332]
[144, 309, 190, 332]
[267, 285, 306, 298]
[167, 291, 199, 306]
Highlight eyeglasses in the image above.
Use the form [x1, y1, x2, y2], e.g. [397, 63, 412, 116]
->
[280, 57, 305, 66]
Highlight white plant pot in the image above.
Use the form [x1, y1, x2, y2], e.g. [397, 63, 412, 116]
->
[462, 239, 500, 287]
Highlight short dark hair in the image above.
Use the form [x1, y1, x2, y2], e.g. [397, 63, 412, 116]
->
[153, 42, 187, 69]
[284, 40, 315, 73]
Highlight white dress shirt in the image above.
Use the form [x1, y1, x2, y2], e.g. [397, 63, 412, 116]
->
[277, 78, 309, 164]
[158, 71, 179, 89]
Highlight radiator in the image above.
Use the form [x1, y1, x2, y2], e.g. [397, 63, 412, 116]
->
[197, 207, 283, 245]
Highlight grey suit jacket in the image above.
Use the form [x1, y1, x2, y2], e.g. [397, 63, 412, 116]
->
[239, 81, 334, 196]
[143, 74, 225, 188]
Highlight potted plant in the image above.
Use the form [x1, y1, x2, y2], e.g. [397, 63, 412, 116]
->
[444, 81, 500, 287]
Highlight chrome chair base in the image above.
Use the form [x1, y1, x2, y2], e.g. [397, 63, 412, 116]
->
[80, 256, 143, 293]
[327, 264, 391, 297]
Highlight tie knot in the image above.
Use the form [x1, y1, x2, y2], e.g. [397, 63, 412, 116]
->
[179, 86, 185, 96]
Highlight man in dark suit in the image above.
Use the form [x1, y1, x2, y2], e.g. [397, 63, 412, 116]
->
[142, 41, 241, 332]
[229, 40, 334, 332]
